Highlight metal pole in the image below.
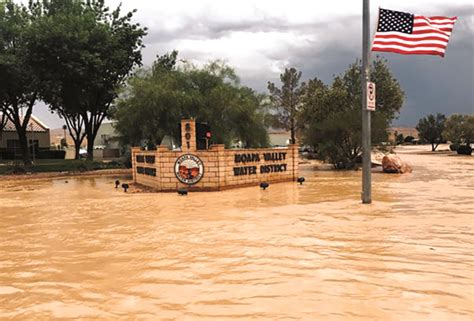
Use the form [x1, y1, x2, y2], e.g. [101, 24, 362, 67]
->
[361, 0, 372, 204]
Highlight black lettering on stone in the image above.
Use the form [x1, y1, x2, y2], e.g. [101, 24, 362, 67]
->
[260, 163, 287, 174]
[234, 153, 260, 163]
[233, 166, 257, 176]
[263, 152, 287, 162]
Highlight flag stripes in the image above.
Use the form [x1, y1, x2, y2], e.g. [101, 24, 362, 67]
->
[372, 8, 457, 57]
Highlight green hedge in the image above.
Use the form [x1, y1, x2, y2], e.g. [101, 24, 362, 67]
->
[0, 151, 15, 160]
[0, 150, 66, 160]
[37, 150, 66, 159]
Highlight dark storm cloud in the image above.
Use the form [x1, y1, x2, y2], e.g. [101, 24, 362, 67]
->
[149, 3, 472, 128]
[35, 1, 473, 128]
[243, 6, 473, 126]
[380, 4, 473, 125]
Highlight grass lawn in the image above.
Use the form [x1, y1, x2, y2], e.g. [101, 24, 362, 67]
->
[0, 159, 126, 175]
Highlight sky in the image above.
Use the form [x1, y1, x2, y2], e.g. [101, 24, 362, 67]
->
[32, 0, 474, 129]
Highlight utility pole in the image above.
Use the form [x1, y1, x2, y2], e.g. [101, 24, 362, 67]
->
[361, 0, 372, 204]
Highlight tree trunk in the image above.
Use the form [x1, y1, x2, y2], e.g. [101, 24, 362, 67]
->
[86, 137, 95, 161]
[83, 112, 106, 161]
[61, 111, 86, 160]
[290, 118, 296, 145]
[17, 129, 32, 167]
[6, 100, 35, 167]
[85, 122, 99, 161]
[74, 139, 81, 160]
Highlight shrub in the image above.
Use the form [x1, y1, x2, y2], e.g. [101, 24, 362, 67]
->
[11, 163, 26, 174]
[75, 163, 90, 172]
[404, 136, 415, 144]
[120, 150, 132, 168]
[449, 143, 459, 151]
[37, 150, 66, 159]
[0, 150, 15, 160]
[457, 145, 472, 155]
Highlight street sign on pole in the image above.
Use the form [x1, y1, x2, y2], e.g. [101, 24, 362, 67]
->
[367, 82, 376, 111]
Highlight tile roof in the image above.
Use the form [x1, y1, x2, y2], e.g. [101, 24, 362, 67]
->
[1, 114, 49, 133]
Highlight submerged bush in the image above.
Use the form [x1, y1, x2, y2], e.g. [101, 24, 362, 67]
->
[449, 143, 459, 151]
[457, 145, 472, 155]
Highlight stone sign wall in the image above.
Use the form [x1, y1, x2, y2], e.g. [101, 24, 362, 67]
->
[131, 119, 298, 191]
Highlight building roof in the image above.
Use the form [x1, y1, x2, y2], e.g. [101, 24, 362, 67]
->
[389, 127, 419, 138]
[1, 114, 49, 133]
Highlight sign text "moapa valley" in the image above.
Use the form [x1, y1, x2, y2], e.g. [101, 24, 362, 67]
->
[233, 152, 287, 176]
[234, 152, 286, 163]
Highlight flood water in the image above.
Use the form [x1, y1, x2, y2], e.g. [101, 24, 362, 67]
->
[0, 146, 473, 320]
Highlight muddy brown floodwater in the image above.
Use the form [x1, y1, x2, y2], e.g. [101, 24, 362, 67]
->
[0, 146, 473, 320]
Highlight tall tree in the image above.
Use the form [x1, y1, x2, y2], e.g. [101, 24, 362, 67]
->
[267, 67, 306, 144]
[416, 113, 446, 151]
[443, 114, 474, 147]
[464, 115, 474, 146]
[113, 54, 269, 148]
[301, 58, 404, 169]
[26, 0, 146, 160]
[0, 1, 38, 166]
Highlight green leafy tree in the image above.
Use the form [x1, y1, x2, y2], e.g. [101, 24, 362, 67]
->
[0, 1, 38, 166]
[301, 58, 404, 169]
[298, 77, 328, 131]
[443, 114, 474, 147]
[464, 115, 474, 145]
[416, 113, 446, 151]
[113, 53, 269, 148]
[26, 0, 146, 160]
[153, 50, 179, 73]
[113, 64, 184, 147]
[267, 67, 306, 144]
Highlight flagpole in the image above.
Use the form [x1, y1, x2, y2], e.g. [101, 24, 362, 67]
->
[361, 0, 372, 204]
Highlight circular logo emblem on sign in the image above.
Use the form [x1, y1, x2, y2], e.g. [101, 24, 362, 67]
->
[174, 154, 204, 185]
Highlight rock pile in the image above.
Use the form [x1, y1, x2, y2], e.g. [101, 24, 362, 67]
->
[382, 155, 412, 174]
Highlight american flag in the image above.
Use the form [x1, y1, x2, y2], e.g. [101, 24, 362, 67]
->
[372, 8, 457, 57]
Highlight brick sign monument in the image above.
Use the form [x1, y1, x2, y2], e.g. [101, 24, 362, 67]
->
[132, 119, 298, 191]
